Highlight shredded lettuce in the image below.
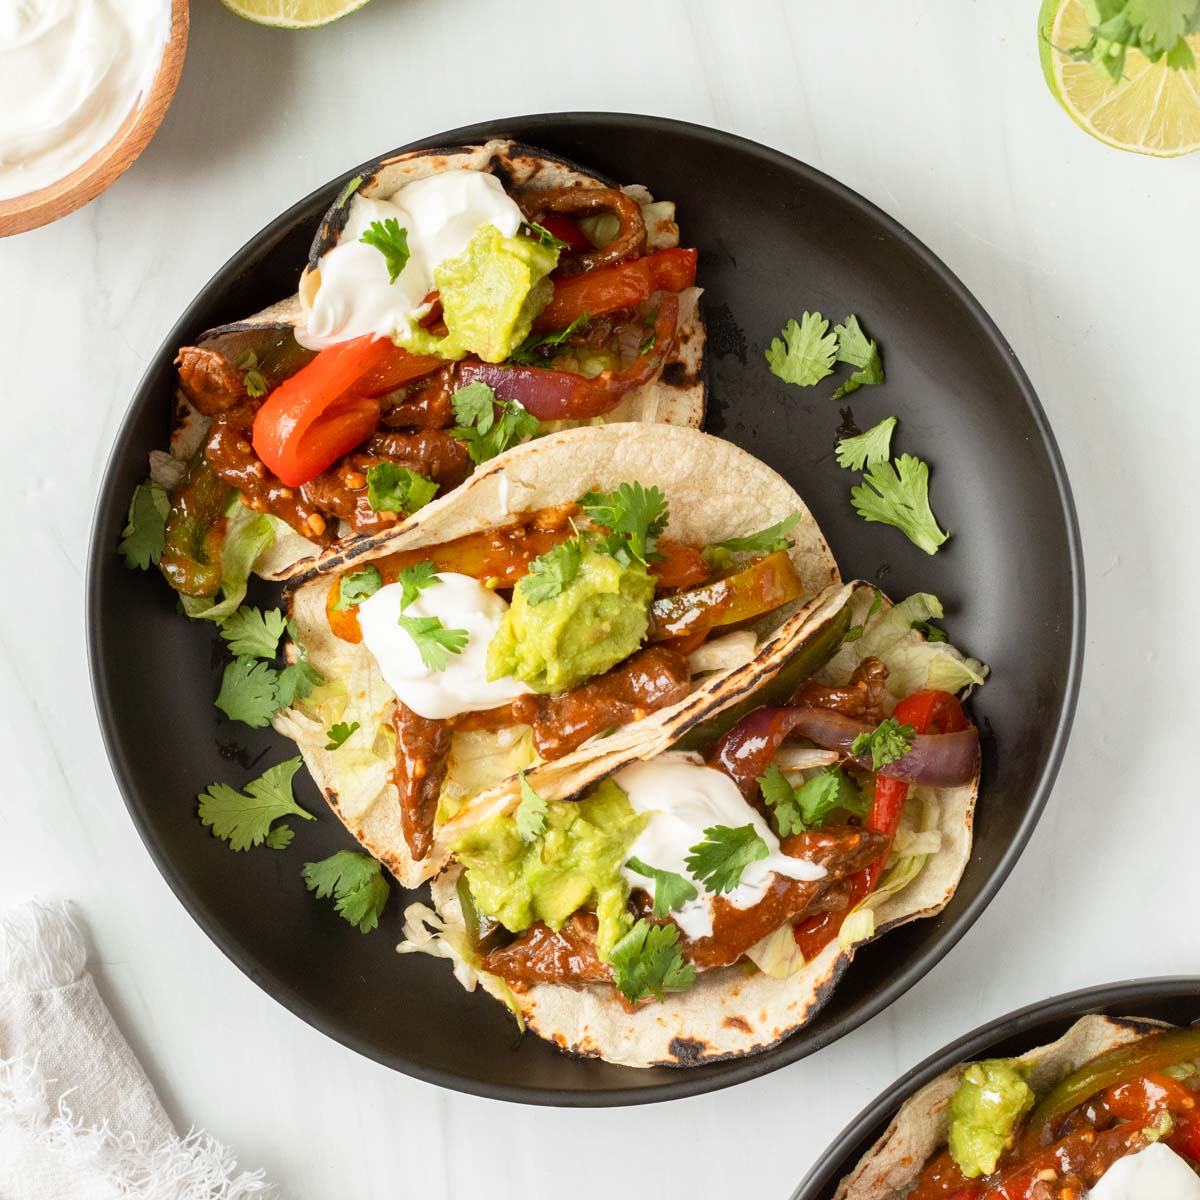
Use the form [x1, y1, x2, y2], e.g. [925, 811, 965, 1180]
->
[745, 924, 807, 979]
[179, 500, 274, 623]
[437, 726, 538, 824]
[579, 200, 678, 252]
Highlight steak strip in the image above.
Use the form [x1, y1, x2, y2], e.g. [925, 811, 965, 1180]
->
[390, 700, 453, 861]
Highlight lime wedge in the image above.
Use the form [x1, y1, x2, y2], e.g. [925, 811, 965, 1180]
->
[1039, 0, 1200, 156]
[220, 0, 372, 29]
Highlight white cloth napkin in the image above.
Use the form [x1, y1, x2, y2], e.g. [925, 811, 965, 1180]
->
[0, 899, 276, 1199]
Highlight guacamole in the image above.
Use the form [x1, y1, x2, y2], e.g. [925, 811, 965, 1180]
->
[401, 225, 558, 363]
[452, 780, 645, 958]
[947, 1058, 1036, 1178]
[487, 542, 655, 694]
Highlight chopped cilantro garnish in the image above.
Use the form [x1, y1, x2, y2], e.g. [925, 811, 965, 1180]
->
[508, 311, 590, 366]
[302, 850, 390, 933]
[518, 537, 582, 605]
[360, 218, 411, 284]
[851, 454, 949, 555]
[709, 513, 801, 556]
[831, 314, 885, 399]
[608, 919, 695, 1004]
[580, 482, 669, 566]
[625, 858, 699, 917]
[397, 559, 440, 610]
[396, 615, 468, 672]
[236, 349, 269, 398]
[333, 565, 383, 610]
[758, 763, 865, 838]
[219, 605, 287, 660]
[850, 716, 916, 770]
[765, 312, 838, 387]
[119, 480, 168, 570]
[514, 773, 548, 842]
[836, 416, 897, 471]
[215, 657, 280, 728]
[365, 463, 438, 515]
[198, 757, 314, 851]
[684, 824, 769, 894]
[324, 720, 359, 751]
[449, 381, 540, 464]
[276, 657, 323, 708]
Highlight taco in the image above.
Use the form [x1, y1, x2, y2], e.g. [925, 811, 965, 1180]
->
[395, 577, 987, 1067]
[271, 422, 843, 889]
[834, 1012, 1200, 1198]
[135, 139, 705, 621]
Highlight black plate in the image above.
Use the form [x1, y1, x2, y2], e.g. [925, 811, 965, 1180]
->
[87, 113, 1082, 1104]
[792, 979, 1200, 1199]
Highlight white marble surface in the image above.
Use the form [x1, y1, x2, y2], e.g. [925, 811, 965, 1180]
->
[2, 0, 1197, 1194]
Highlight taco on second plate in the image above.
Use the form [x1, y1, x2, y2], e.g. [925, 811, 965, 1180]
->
[132, 138, 705, 620]
[399, 580, 986, 1066]
[272, 422, 841, 888]
[834, 1012, 1200, 1198]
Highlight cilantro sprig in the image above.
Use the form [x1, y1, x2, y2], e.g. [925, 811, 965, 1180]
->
[215, 657, 281, 728]
[609, 919, 695, 1004]
[360, 218, 411, 284]
[851, 454, 948, 556]
[396, 615, 468, 671]
[119, 480, 168, 570]
[766, 310, 885, 398]
[836, 416, 897, 471]
[302, 851, 390, 933]
[397, 559, 440, 609]
[625, 858, 699, 917]
[1062, 0, 1200, 81]
[514, 773, 548, 842]
[685, 825, 769, 894]
[851, 716, 917, 770]
[580, 482, 669, 566]
[709, 513, 801, 557]
[219, 606, 286, 659]
[518, 537, 582, 605]
[508, 311, 590, 366]
[365, 463, 438, 515]
[758, 763, 866, 839]
[324, 720, 359, 751]
[831, 314, 885, 399]
[236, 349, 269, 399]
[198, 757, 314, 851]
[214, 619, 324, 727]
[333, 565, 383, 610]
[449, 381, 540, 464]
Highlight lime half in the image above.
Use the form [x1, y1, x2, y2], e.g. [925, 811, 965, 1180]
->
[220, 0, 372, 29]
[1039, 0, 1200, 156]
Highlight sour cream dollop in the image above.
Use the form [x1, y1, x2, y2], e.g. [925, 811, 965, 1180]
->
[0, 0, 171, 202]
[300, 170, 525, 351]
[1088, 1143, 1200, 1199]
[357, 573, 531, 721]
[615, 752, 827, 940]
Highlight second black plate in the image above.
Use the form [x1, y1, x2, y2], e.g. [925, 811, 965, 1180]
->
[88, 113, 1082, 1104]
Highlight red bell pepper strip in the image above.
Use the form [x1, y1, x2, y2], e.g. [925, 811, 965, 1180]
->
[534, 213, 593, 253]
[251, 334, 442, 487]
[533, 247, 698, 332]
[793, 690, 967, 957]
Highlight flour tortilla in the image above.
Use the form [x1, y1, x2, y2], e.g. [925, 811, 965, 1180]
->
[834, 1014, 1174, 1199]
[414, 582, 981, 1067]
[273, 422, 842, 888]
[166, 139, 706, 580]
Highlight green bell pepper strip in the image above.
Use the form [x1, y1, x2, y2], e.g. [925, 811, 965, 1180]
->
[158, 453, 233, 598]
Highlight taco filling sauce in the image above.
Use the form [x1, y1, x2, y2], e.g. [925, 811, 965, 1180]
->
[910, 1030, 1200, 1199]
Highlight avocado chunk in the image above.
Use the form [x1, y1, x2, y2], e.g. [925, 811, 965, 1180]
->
[947, 1058, 1036, 1179]
[452, 779, 646, 958]
[487, 542, 655, 694]
[401, 224, 558, 363]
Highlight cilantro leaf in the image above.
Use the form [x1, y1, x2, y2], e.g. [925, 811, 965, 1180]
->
[765, 312, 838, 387]
[850, 716, 917, 770]
[608, 919, 695, 1004]
[333, 565, 383, 610]
[626, 857, 699, 917]
[235, 349, 269, 398]
[198, 757, 314, 851]
[709, 513, 801, 556]
[836, 417, 897, 471]
[450, 383, 540, 464]
[265, 824, 294, 850]
[365, 463, 439, 515]
[508, 311, 590, 366]
[220, 605, 287, 659]
[359, 218, 411, 284]
[851, 454, 949, 555]
[518, 538, 582, 605]
[912, 618, 948, 643]
[215, 657, 279, 728]
[525, 220, 569, 251]
[843, 588, 883, 644]
[397, 559, 440, 610]
[119, 480, 168, 570]
[514, 772, 548, 842]
[795, 767, 867, 826]
[396, 615, 468, 671]
[758, 763, 806, 838]
[276, 658, 323, 709]
[831, 314, 885, 399]
[580, 482, 669, 566]
[324, 720, 359, 751]
[302, 850, 390, 933]
[684, 825, 769, 894]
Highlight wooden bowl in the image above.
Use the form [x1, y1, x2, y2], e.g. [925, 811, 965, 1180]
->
[0, 0, 189, 238]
